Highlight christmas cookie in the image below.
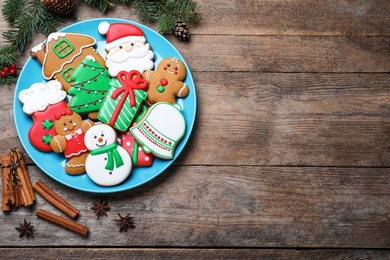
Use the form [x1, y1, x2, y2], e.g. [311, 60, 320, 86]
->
[50, 109, 94, 175]
[98, 22, 154, 77]
[18, 80, 69, 152]
[143, 57, 189, 105]
[130, 102, 186, 160]
[121, 105, 153, 166]
[84, 124, 132, 186]
[30, 32, 105, 92]
[68, 55, 111, 119]
[97, 70, 148, 132]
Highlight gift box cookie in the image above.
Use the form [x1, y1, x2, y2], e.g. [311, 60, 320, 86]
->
[97, 70, 148, 132]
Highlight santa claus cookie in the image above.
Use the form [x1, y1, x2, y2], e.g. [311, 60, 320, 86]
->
[98, 22, 154, 77]
[130, 102, 186, 160]
[18, 80, 69, 152]
[143, 57, 189, 105]
[50, 109, 94, 175]
[84, 124, 132, 186]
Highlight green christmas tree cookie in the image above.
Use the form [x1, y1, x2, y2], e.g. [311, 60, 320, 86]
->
[68, 55, 111, 118]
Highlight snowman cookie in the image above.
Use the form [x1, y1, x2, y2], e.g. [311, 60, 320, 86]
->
[143, 57, 189, 105]
[84, 124, 132, 186]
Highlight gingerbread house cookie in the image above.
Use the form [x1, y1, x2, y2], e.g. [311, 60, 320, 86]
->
[30, 32, 106, 92]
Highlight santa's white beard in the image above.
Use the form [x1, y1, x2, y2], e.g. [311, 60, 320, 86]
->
[106, 44, 154, 77]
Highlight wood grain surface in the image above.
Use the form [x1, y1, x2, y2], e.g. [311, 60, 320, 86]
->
[1, 0, 390, 258]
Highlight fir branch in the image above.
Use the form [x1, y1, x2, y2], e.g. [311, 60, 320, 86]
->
[167, 0, 200, 22]
[0, 45, 19, 66]
[0, 73, 18, 85]
[2, 0, 25, 24]
[38, 4, 61, 36]
[2, 0, 41, 52]
[132, 0, 160, 21]
[157, 13, 176, 34]
[84, 0, 115, 13]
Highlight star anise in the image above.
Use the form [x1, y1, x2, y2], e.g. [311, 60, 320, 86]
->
[90, 199, 110, 219]
[15, 219, 34, 238]
[116, 213, 135, 232]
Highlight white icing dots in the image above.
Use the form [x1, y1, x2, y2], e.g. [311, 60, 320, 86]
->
[126, 141, 131, 146]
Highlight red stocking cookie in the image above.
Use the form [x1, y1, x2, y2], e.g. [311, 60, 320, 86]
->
[18, 80, 68, 152]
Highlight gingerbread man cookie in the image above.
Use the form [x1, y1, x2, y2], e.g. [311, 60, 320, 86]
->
[50, 109, 94, 175]
[143, 57, 189, 105]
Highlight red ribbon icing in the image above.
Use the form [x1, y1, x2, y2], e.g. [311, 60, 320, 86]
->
[109, 70, 148, 127]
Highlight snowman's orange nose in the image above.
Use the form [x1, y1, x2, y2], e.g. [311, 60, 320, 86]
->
[98, 137, 103, 142]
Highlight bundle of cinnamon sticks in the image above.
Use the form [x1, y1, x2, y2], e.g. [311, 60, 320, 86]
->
[1, 148, 35, 211]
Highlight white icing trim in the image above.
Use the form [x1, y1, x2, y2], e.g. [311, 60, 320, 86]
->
[53, 136, 63, 153]
[31, 43, 44, 53]
[177, 83, 187, 97]
[144, 70, 151, 81]
[66, 163, 85, 168]
[106, 36, 145, 50]
[47, 32, 66, 43]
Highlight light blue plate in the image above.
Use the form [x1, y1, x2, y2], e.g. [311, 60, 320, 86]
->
[14, 18, 196, 193]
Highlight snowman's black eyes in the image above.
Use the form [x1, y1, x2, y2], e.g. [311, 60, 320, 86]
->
[94, 135, 97, 139]
[119, 45, 123, 49]
[130, 43, 134, 46]
[101, 134, 104, 137]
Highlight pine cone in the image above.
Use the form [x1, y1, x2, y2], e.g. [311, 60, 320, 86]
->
[173, 19, 190, 41]
[41, 0, 75, 16]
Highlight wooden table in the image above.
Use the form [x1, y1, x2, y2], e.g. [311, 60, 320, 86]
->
[1, 0, 390, 258]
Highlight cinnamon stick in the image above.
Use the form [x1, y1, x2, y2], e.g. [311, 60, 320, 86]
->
[11, 150, 33, 206]
[36, 209, 88, 236]
[14, 149, 35, 202]
[2, 153, 14, 211]
[33, 180, 79, 219]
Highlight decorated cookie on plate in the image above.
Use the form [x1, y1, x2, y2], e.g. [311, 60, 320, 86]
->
[68, 55, 111, 119]
[18, 80, 69, 152]
[50, 109, 94, 175]
[98, 22, 154, 77]
[130, 102, 186, 160]
[30, 32, 105, 92]
[120, 105, 154, 166]
[84, 124, 132, 186]
[143, 57, 189, 105]
[97, 70, 148, 132]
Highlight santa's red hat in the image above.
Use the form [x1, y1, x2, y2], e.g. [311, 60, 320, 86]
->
[98, 22, 146, 50]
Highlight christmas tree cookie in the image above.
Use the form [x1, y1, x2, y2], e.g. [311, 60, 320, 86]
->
[68, 55, 111, 119]
[18, 80, 69, 152]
